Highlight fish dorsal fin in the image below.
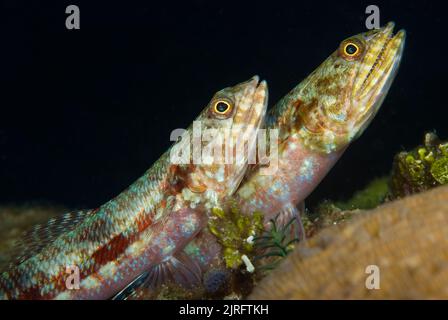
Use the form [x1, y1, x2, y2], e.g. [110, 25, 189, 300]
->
[112, 251, 202, 300]
[11, 209, 95, 265]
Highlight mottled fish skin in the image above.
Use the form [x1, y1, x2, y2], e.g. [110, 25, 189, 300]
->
[237, 23, 405, 224]
[174, 24, 406, 292]
[0, 77, 268, 300]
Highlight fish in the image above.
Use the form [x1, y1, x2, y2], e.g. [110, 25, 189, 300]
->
[236, 22, 406, 229]
[0, 76, 268, 299]
[125, 23, 406, 299]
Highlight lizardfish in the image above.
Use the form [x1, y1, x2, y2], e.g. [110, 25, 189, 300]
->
[0, 77, 268, 299]
[237, 22, 405, 226]
[126, 23, 406, 299]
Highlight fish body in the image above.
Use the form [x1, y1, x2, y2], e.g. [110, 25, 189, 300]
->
[0, 77, 268, 299]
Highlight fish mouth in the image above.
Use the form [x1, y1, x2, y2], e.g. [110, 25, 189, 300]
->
[352, 22, 406, 130]
[235, 75, 268, 130]
[249, 75, 268, 130]
[225, 76, 268, 194]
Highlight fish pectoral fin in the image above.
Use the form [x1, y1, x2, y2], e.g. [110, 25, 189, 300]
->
[111, 270, 151, 300]
[111, 251, 202, 300]
[112, 207, 206, 300]
[146, 251, 202, 289]
[275, 202, 306, 241]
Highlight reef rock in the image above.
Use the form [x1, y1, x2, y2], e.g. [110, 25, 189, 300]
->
[250, 185, 448, 299]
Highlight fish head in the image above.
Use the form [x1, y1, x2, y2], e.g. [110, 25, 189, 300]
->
[170, 76, 268, 203]
[289, 22, 405, 153]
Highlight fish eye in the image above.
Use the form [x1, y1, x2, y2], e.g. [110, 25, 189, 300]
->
[213, 100, 232, 116]
[340, 39, 363, 60]
[344, 43, 359, 55]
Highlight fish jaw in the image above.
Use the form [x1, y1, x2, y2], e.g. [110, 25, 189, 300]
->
[225, 78, 268, 196]
[351, 24, 406, 138]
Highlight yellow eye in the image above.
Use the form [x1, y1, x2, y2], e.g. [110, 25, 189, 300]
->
[213, 100, 232, 115]
[344, 42, 359, 56]
[340, 39, 363, 60]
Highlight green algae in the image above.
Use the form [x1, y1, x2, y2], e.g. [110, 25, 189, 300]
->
[431, 155, 448, 184]
[390, 132, 448, 198]
[207, 204, 264, 269]
[335, 177, 389, 210]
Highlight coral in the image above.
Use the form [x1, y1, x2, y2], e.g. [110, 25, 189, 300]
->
[249, 185, 448, 299]
[390, 132, 448, 199]
[207, 204, 264, 269]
